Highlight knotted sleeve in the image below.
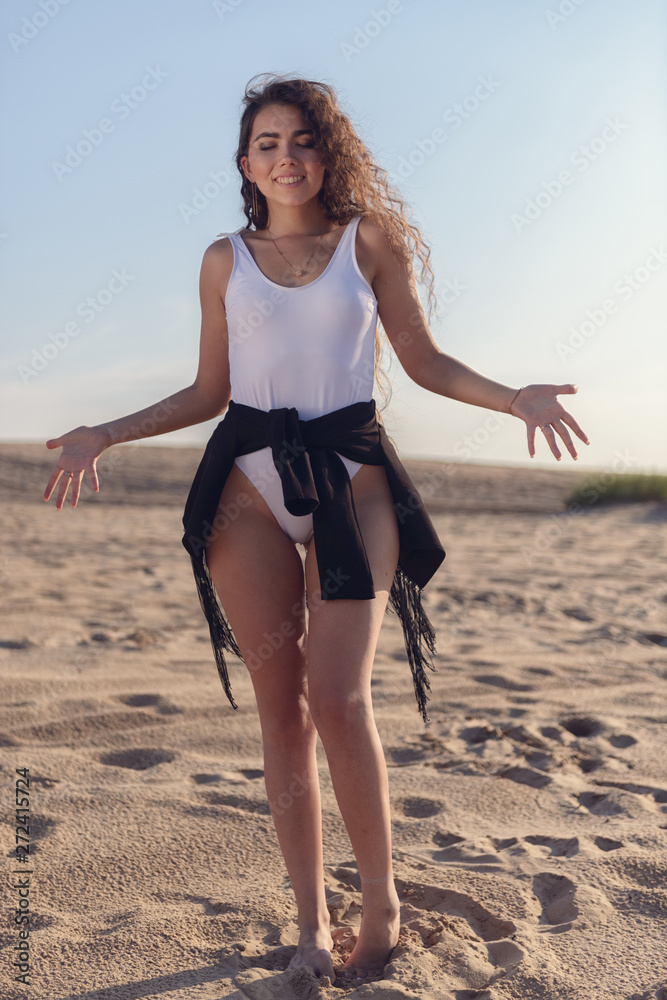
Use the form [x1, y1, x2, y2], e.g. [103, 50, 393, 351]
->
[266, 407, 319, 516]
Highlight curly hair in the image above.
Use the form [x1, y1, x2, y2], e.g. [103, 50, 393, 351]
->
[234, 73, 440, 405]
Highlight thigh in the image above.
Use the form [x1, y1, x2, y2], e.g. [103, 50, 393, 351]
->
[304, 464, 399, 707]
[205, 462, 309, 719]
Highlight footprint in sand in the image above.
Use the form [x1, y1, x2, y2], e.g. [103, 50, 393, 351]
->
[560, 715, 605, 738]
[591, 780, 667, 805]
[398, 797, 443, 818]
[532, 872, 578, 929]
[190, 769, 263, 786]
[595, 836, 623, 852]
[495, 834, 622, 859]
[561, 607, 595, 622]
[578, 756, 605, 773]
[117, 693, 182, 715]
[498, 766, 552, 789]
[199, 791, 271, 815]
[428, 834, 506, 872]
[183, 894, 237, 916]
[576, 787, 659, 818]
[191, 773, 223, 785]
[525, 835, 580, 858]
[474, 674, 534, 693]
[26, 710, 169, 744]
[607, 733, 638, 748]
[636, 631, 667, 646]
[396, 877, 524, 988]
[326, 864, 524, 992]
[99, 748, 175, 770]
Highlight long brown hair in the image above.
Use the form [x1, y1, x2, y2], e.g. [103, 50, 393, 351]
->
[235, 73, 439, 405]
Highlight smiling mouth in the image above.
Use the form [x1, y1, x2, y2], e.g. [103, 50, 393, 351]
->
[274, 176, 305, 185]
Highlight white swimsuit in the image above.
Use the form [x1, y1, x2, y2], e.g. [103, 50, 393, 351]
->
[224, 215, 378, 545]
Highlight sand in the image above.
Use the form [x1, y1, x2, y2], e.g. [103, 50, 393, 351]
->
[1, 442, 666, 1000]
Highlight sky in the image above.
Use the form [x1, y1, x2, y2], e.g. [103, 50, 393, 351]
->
[2, 0, 666, 475]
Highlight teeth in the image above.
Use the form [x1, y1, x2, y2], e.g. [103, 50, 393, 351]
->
[275, 176, 304, 185]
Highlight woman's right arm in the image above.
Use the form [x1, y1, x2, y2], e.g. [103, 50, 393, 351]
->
[44, 239, 234, 510]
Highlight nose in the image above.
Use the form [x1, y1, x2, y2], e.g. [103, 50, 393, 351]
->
[278, 144, 300, 163]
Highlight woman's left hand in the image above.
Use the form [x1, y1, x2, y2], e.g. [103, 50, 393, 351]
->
[509, 383, 590, 461]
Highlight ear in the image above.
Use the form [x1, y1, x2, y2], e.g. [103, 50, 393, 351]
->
[240, 155, 254, 183]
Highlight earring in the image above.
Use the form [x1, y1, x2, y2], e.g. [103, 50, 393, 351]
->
[251, 182, 258, 220]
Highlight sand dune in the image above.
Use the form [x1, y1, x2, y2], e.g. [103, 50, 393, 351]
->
[1, 442, 666, 999]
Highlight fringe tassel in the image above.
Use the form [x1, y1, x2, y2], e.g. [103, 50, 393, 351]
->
[388, 567, 437, 723]
[190, 553, 242, 711]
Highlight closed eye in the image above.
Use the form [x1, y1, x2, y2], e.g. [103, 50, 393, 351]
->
[259, 143, 315, 150]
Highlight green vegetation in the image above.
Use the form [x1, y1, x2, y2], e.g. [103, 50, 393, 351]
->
[565, 473, 667, 507]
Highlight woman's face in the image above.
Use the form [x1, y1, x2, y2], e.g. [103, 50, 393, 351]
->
[241, 103, 325, 211]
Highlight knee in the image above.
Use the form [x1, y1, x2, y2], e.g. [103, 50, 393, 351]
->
[259, 693, 314, 747]
[309, 689, 373, 741]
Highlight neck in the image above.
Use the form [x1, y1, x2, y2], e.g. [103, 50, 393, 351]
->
[263, 200, 334, 237]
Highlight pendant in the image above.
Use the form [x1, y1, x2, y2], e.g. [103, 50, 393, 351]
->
[294, 270, 303, 276]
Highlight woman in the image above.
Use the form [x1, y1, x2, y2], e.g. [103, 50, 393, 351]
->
[44, 74, 589, 985]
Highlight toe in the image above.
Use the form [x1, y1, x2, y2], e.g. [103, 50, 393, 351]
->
[335, 964, 359, 982]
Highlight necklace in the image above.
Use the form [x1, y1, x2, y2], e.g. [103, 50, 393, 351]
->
[266, 227, 330, 277]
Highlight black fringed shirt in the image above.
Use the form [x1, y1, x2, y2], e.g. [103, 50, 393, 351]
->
[182, 398, 446, 721]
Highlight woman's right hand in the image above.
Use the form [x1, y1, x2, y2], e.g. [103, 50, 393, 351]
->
[43, 425, 111, 510]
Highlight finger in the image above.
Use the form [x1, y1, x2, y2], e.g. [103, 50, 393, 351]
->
[551, 419, 577, 460]
[559, 411, 590, 445]
[44, 467, 64, 502]
[526, 423, 537, 459]
[540, 424, 561, 461]
[55, 474, 73, 511]
[556, 384, 578, 395]
[87, 460, 100, 493]
[70, 472, 83, 508]
[45, 437, 63, 450]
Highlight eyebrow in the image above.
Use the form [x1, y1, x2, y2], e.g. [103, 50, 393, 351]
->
[252, 129, 314, 143]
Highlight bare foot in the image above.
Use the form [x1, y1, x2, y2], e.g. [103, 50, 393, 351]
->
[334, 901, 401, 984]
[287, 926, 335, 981]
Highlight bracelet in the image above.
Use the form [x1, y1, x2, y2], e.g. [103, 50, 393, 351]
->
[507, 386, 524, 415]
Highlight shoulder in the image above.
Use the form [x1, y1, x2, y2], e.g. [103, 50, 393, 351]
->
[356, 215, 387, 252]
[356, 215, 411, 288]
[200, 233, 237, 285]
[199, 233, 239, 303]
[203, 233, 235, 264]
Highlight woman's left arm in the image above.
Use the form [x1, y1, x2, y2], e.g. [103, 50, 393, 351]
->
[362, 220, 590, 461]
